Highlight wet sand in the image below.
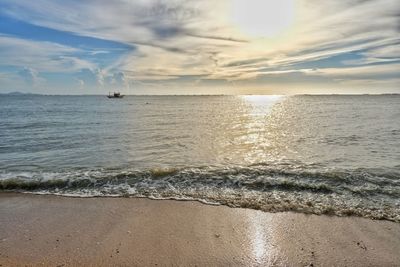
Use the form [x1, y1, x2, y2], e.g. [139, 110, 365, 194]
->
[0, 193, 399, 266]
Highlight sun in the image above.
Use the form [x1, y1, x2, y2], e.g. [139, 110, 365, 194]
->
[230, 0, 295, 38]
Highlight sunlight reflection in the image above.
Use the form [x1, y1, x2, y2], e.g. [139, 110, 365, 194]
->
[252, 217, 267, 261]
[247, 212, 281, 265]
[242, 95, 284, 103]
[242, 95, 284, 116]
[236, 95, 285, 164]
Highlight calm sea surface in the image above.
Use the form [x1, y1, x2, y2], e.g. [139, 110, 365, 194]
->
[0, 95, 399, 221]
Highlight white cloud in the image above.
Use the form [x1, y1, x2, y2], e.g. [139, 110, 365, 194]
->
[343, 44, 400, 65]
[76, 79, 85, 89]
[0, 35, 95, 72]
[17, 67, 38, 84]
[0, 0, 399, 93]
[315, 63, 400, 78]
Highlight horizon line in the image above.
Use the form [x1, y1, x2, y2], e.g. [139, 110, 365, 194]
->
[2, 91, 400, 96]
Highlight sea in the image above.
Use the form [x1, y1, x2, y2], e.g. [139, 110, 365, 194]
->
[0, 95, 399, 221]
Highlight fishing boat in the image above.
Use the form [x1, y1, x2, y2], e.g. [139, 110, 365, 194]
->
[107, 92, 124, 98]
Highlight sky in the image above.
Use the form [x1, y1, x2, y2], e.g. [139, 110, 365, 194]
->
[0, 0, 399, 95]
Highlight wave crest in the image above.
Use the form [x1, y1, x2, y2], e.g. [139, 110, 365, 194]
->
[1, 165, 399, 222]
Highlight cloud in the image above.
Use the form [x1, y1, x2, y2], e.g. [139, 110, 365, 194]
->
[0, 0, 399, 93]
[75, 68, 127, 90]
[0, 35, 94, 72]
[17, 67, 38, 84]
[77, 79, 84, 89]
[111, 72, 126, 86]
[314, 63, 400, 79]
[185, 33, 248, 43]
[15, 66, 49, 88]
[343, 44, 400, 65]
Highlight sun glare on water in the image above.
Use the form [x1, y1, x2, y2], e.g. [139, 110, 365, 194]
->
[230, 0, 295, 38]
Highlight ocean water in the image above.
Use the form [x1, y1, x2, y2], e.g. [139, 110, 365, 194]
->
[0, 95, 399, 221]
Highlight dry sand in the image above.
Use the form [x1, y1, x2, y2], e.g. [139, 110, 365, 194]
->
[0, 193, 399, 266]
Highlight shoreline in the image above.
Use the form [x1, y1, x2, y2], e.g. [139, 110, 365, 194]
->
[1, 192, 399, 266]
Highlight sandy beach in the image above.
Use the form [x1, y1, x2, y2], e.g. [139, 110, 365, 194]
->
[0, 193, 399, 267]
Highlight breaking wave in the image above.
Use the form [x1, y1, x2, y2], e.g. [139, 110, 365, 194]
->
[1, 165, 399, 222]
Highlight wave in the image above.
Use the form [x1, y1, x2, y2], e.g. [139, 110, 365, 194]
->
[1, 165, 399, 222]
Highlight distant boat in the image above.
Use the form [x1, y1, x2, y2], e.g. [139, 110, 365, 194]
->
[107, 92, 124, 99]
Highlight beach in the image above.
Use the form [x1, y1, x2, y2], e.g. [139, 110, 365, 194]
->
[1, 0, 399, 265]
[1, 193, 399, 266]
